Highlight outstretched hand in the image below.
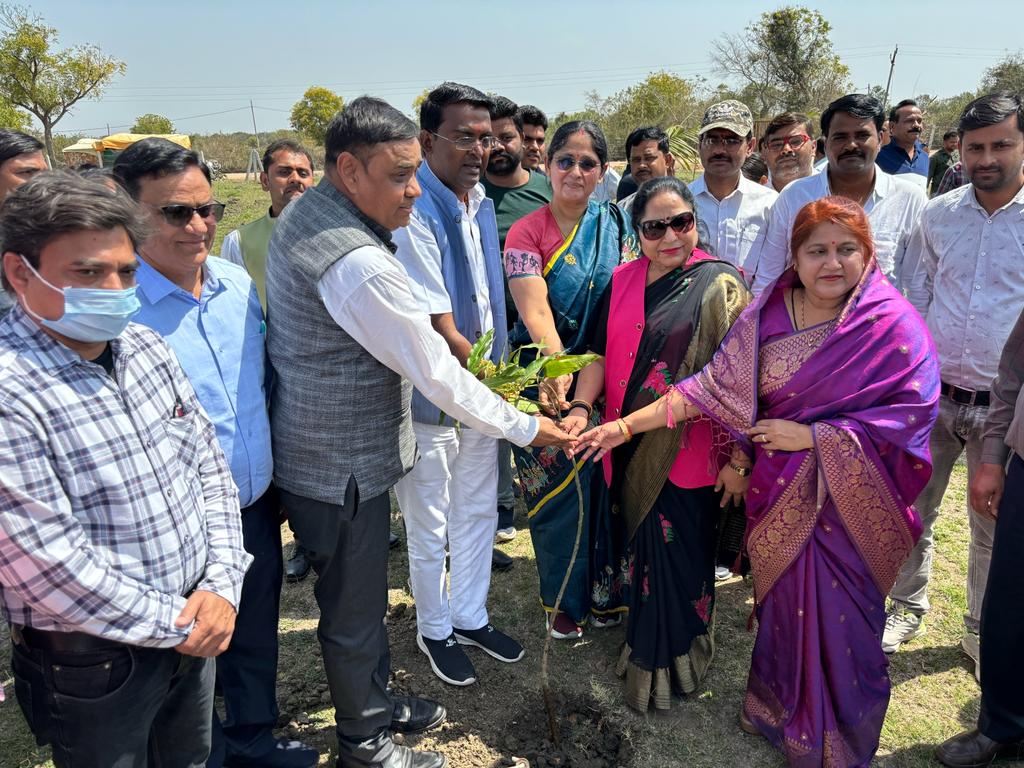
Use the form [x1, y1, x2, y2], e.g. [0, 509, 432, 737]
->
[573, 421, 628, 462]
[530, 415, 576, 451]
[538, 374, 572, 415]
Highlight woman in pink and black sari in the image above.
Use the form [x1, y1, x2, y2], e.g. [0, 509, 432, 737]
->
[577, 196, 940, 766]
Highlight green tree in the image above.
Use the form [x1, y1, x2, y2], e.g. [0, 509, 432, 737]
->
[0, 93, 28, 129]
[290, 86, 343, 145]
[0, 5, 125, 164]
[711, 6, 851, 116]
[131, 113, 174, 134]
[411, 87, 430, 114]
[981, 51, 1024, 100]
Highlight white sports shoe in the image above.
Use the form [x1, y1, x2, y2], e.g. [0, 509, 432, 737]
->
[881, 607, 925, 653]
[714, 566, 732, 581]
[495, 526, 517, 543]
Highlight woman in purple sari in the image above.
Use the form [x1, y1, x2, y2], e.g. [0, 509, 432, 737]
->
[577, 196, 940, 767]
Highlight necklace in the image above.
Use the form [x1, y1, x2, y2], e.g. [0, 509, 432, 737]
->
[799, 289, 806, 329]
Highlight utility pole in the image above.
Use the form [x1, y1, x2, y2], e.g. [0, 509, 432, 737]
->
[882, 45, 899, 108]
[106, 123, 110, 136]
[249, 100, 262, 150]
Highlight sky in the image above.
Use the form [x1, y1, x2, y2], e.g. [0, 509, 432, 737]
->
[23, 0, 1024, 139]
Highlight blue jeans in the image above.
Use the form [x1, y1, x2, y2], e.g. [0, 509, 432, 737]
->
[11, 639, 214, 768]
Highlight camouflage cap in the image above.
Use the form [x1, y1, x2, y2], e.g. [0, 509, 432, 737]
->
[698, 99, 754, 137]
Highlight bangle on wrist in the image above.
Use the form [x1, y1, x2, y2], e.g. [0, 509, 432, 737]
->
[569, 399, 593, 418]
[616, 418, 633, 443]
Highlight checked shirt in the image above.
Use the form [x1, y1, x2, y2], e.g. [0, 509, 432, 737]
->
[0, 305, 250, 647]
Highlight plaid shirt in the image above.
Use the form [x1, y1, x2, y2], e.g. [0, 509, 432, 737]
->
[936, 162, 967, 196]
[0, 305, 250, 647]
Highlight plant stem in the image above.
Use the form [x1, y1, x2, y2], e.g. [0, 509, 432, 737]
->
[540, 456, 586, 747]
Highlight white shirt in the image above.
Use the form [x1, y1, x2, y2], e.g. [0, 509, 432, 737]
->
[689, 173, 778, 272]
[316, 245, 538, 447]
[750, 165, 927, 295]
[220, 229, 243, 267]
[591, 166, 621, 204]
[901, 181, 1024, 390]
[392, 170, 493, 337]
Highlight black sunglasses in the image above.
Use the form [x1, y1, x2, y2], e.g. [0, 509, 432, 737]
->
[640, 212, 696, 241]
[153, 202, 226, 227]
[553, 155, 601, 173]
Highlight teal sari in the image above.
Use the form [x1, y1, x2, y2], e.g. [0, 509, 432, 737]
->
[511, 201, 638, 623]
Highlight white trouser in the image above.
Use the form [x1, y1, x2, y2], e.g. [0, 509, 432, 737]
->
[395, 422, 498, 641]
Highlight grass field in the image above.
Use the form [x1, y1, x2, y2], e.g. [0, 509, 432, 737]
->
[0, 181, 1016, 767]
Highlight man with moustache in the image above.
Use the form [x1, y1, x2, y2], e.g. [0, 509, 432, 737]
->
[482, 96, 552, 550]
[759, 112, 817, 193]
[221, 139, 314, 311]
[392, 83, 527, 686]
[220, 139, 330, 584]
[265, 96, 570, 768]
[751, 94, 927, 294]
[877, 99, 929, 190]
[616, 126, 675, 215]
[518, 104, 548, 173]
[688, 100, 777, 273]
[113, 139, 318, 768]
[887, 95, 1024, 683]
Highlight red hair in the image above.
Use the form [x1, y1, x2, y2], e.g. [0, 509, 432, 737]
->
[789, 195, 874, 263]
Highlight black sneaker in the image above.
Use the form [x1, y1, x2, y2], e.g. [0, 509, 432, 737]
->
[453, 623, 525, 663]
[416, 633, 476, 686]
[491, 547, 514, 571]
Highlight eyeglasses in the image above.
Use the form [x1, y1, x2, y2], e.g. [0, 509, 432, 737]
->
[639, 212, 695, 241]
[151, 202, 226, 227]
[764, 134, 811, 152]
[553, 155, 601, 173]
[430, 132, 499, 151]
[701, 135, 745, 149]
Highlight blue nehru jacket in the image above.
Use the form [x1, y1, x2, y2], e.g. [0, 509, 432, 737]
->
[133, 256, 273, 508]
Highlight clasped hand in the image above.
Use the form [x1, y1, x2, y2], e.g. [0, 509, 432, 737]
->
[745, 419, 814, 452]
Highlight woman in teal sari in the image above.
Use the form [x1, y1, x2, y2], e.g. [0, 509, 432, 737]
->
[504, 120, 639, 639]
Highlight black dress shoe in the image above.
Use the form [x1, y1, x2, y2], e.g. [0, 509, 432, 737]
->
[224, 737, 319, 768]
[391, 694, 446, 734]
[491, 547, 513, 572]
[936, 729, 1024, 767]
[375, 744, 447, 768]
[285, 546, 311, 582]
[389, 530, 400, 549]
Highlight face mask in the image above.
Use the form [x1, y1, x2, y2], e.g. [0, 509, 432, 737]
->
[19, 256, 140, 343]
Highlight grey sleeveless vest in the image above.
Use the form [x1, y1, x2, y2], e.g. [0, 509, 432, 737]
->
[266, 178, 416, 503]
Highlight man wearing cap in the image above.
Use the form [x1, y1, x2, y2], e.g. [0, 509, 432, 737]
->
[688, 100, 777, 275]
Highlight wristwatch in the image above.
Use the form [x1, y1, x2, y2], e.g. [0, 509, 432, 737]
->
[729, 462, 752, 477]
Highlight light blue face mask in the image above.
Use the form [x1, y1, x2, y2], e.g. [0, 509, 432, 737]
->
[19, 256, 140, 343]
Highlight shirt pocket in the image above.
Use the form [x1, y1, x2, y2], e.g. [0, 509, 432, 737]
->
[160, 411, 204, 482]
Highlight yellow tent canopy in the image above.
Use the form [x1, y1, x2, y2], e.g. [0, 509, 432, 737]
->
[97, 133, 191, 151]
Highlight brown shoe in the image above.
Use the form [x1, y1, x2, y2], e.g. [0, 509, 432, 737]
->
[739, 710, 760, 736]
[936, 729, 1024, 767]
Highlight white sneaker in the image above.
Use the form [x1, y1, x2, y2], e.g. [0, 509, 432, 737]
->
[961, 631, 980, 683]
[495, 526, 517, 543]
[881, 607, 925, 653]
[590, 613, 622, 629]
[715, 566, 732, 581]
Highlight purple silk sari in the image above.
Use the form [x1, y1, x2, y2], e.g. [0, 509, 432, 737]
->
[676, 263, 939, 767]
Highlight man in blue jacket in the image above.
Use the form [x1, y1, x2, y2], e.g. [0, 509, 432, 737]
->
[392, 83, 525, 687]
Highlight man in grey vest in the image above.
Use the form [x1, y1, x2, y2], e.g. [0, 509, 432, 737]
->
[265, 97, 571, 768]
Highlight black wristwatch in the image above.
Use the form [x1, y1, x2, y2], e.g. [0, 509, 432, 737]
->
[728, 462, 752, 477]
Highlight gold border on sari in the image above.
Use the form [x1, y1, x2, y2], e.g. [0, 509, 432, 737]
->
[816, 422, 916, 594]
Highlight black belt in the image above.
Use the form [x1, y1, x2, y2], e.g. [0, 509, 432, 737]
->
[940, 382, 990, 407]
[15, 626, 125, 653]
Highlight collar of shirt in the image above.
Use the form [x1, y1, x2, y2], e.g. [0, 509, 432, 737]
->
[956, 179, 1024, 215]
[1, 301, 146, 372]
[821, 164, 893, 207]
[135, 256, 223, 307]
[419, 160, 485, 222]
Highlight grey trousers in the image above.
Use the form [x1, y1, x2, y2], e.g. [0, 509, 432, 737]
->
[280, 482, 395, 766]
[889, 397, 996, 632]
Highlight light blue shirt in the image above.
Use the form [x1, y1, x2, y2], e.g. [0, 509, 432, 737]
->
[133, 256, 272, 507]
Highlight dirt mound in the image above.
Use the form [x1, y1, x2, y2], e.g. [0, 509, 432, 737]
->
[494, 693, 633, 768]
